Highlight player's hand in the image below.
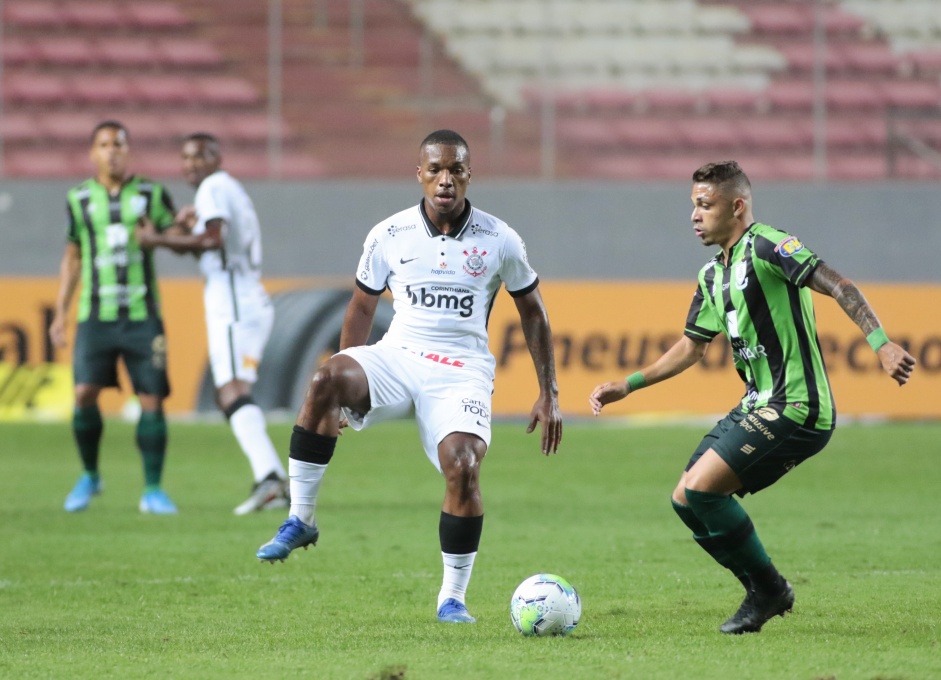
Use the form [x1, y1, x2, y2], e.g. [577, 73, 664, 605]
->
[337, 415, 349, 436]
[136, 217, 158, 249]
[526, 393, 562, 455]
[588, 380, 630, 416]
[49, 312, 68, 349]
[175, 206, 197, 232]
[878, 341, 916, 386]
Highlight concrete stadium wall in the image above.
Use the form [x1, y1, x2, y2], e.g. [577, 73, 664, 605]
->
[2, 179, 938, 282]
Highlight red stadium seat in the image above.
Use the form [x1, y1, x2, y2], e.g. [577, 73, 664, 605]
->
[37, 112, 106, 144]
[836, 43, 899, 75]
[33, 37, 97, 67]
[97, 39, 162, 68]
[62, 2, 130, 29]
[738, 118, 812, 150]
[907, 50, 941, 77]
[827, 154, 887, 180]
[612, 118, 682, 149]
[766, 80, 814, 111]
[71, 76, 139, 105]
[3, 1, 65, 29]
[1, 38, 39, 67]
[880, 81, 941, 108]
[155, 39, 224, 68]
[703, 88, 763, 112]
[126, 2, 190, 30]
[135, 76, 196, 105]
[820, 117, 881, 149]
[4, 74, 72, 105]
[0, 112, 42, 144]
[198, 78, 261, 106]
[676, 118, 743, 150]
[825, 80, 885, 110]
[4, 150, 86, 178]
[557, 119, 614, 148]
[743, 5, 814, 35]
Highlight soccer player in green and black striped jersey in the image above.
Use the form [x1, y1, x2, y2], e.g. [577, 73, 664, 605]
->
[589, 160, 915, 635]
[50, 120, 180, 515]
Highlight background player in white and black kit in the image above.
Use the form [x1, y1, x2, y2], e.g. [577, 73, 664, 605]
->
[138, 133, 289, 514]
[255, 129, 563, 624]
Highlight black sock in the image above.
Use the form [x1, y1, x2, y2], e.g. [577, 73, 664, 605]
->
[439, 512, 483, 554]
[73, 405, 103, 475]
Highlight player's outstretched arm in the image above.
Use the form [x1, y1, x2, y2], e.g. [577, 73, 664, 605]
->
[50, 243, 81, 349]
[513, 288, 562, 455]
[807, 263, 916, 386]
[136, 216, 221, 255]
[589, 335, 708, 415]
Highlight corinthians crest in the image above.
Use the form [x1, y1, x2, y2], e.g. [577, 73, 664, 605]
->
[462, 246, 488, 277]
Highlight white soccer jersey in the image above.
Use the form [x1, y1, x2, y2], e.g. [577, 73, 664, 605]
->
[193, 170, 271, 323]
[355, 200, 538, 363]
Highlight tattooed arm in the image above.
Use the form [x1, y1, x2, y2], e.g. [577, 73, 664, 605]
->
[807, 263, 916, 386]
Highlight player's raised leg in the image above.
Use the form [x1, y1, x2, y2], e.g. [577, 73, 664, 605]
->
[256, 355, 369, 562]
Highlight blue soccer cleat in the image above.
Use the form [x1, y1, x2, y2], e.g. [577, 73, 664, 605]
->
[139, 488, 178, 515]
[437, 598, 477, 623]
[64, 473, 102, 512]
[256, 515, 319, 562]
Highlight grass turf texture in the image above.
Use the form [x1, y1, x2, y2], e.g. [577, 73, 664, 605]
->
[1, 420, 939, 680]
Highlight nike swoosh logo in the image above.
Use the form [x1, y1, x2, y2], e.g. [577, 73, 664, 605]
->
[476, 420, 489, 427]
[400, 257, 419, 264]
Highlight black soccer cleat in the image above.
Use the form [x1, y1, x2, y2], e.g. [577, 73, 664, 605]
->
[720, 580, 795, 634]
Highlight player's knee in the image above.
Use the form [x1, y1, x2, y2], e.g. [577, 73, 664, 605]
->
[74, 384, 100, 407]
[671, 484, 688, 506]
[307, 364, 345, 404]
[440, 440, 484, 487]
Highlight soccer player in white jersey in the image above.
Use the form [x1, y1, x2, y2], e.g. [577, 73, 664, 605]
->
[137, 133, 289, 514]
[255, 129, 563, 624]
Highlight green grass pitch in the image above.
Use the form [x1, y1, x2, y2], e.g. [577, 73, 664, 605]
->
[1, 418, 939, 679]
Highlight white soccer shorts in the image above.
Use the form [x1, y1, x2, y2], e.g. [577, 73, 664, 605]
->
[206, 304, 274, 388]
[338, 343, 494, 472]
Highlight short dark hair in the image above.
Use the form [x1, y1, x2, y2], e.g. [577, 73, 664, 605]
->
[183, 131, 219, 146]
[692, 160, 751, 194]
[91, 120, 127, 143]
[420, 129, 468, 152]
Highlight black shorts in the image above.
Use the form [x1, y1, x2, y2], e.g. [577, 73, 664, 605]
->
[73, 317, 170, 397]
[685, 406, 832, 495]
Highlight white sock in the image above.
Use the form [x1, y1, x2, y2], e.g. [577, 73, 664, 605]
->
[438, 551, 477, 608]
[288, 458, 327, 526]
[229, 403, 286, 482]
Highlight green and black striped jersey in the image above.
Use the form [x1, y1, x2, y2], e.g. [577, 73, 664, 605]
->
[684, 222, 835, 430]
[66, 176, 176, 322]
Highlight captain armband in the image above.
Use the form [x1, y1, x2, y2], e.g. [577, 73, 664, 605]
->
[625, 372, 647, 392]
[866, 328, 890, 352]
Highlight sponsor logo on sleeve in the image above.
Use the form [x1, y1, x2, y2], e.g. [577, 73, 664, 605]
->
[775, 236, 804, 257]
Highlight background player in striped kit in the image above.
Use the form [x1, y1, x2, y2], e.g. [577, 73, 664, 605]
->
[589, 160, 915, 634]
[51, 120, 178, 515]
[137, 133, 288, 515]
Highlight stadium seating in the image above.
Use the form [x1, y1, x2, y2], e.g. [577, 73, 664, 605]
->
[0, 0, 322, 179]
[2, 0, 940, 180]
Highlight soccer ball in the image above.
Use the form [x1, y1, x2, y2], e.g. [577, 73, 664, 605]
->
[509, 573, 581, 637]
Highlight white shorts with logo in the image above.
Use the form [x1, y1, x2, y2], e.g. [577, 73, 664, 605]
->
[338, 343, 494, 472]
[206, 303, 274, 388]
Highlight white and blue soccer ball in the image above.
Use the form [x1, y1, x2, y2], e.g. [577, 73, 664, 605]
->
[510, 573, 581, 637]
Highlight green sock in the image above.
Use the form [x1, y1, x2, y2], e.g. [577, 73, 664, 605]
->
[672, 499, 749, 589]
[136, 410, 167, 487]
[72, 405, 103, 476]
[684, 489, 772, 577]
